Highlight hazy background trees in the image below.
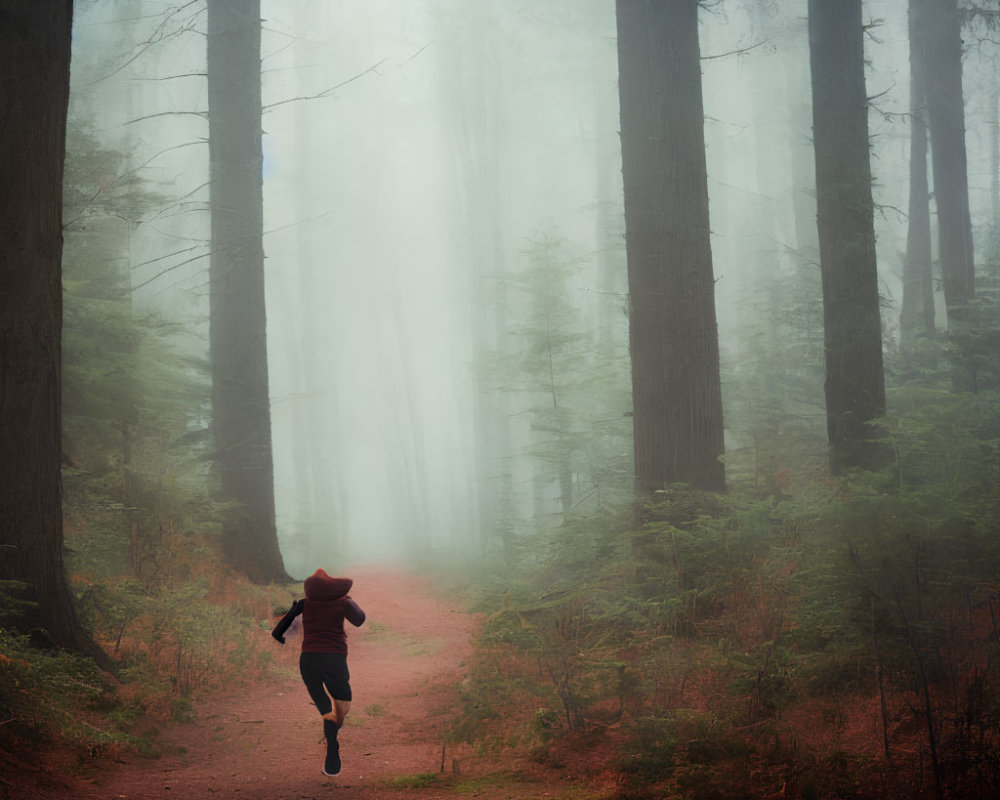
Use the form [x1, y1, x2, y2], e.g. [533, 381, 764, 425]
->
[925, 0, 977, 315]
[60, 0, 1000, 570]
[901, 0, 935, 343]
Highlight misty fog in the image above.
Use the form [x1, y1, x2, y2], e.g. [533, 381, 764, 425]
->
[68, 0, 997, 574]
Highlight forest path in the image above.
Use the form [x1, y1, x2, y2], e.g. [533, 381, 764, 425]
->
[27, 567, 544, 800]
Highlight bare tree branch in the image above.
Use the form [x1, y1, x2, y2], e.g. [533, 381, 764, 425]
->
[262, 44, 432, 112]
[129, 244, 207, 273]
[701, 40, 766, 61]
[131, 250, 211, 292]
[122, 110, 208, 126]
[145, 182, 211, 224]
[132, 72, 206, 82]
[262, 58, 390, 112]
[84, 0, 204, 86]
[263, 209, 337, 238]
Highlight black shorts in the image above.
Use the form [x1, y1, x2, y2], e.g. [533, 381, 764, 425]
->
[299, 652, 351, 714]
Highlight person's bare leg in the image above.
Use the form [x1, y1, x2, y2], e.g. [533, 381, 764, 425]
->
[322, 700, 350, 726]
[334, 699, 351, 727]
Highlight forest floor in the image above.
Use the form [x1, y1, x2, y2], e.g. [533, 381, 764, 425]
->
[11, 567, 600, 800]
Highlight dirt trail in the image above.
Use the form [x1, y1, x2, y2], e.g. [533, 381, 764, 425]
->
[23, 567, 493, 800]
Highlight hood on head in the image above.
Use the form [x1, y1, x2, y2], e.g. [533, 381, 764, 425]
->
[304, 568, 353, 601]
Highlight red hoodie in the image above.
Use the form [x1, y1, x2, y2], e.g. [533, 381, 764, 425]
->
[271, 569, 366, 654]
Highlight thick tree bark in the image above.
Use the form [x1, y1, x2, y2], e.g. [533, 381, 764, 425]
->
[901, 0, 936, 340]
[923, 0, 975, 313]
[0, 1, 108, 664]
[207, 0, 289, 583]
[616, 0, 726, 492]
[808, 0, 888, 473]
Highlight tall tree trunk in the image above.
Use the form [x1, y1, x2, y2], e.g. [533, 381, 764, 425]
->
[991, 75, 1000, 266]
[808, 0, 888, 474]
[784, 20, 821, 274]
[616, 0, 726, 493]
[591, 30, 625, 361]
[437, 2, 517, 553]
[0, 1, 108, 665]
[207, 0, 289, 583]
[986, 71, 1000, 272]
[924, 0, 975, 314]
[901, 0, 936, 341]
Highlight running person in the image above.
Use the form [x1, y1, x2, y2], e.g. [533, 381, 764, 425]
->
[272, 569, 366, 776]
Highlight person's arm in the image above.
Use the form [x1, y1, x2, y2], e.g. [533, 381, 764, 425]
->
[271, 598, 305, 643]
[344, 597, 366, 627]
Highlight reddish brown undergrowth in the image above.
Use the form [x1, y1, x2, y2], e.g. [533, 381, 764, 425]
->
[5, 567, 593, 800]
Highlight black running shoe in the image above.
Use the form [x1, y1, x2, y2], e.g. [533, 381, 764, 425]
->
[323, 719, 341, 776]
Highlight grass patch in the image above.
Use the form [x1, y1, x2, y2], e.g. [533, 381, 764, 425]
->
[451, 773, 606, 799]
[364, 620, 395, 639]
[383, 772, 441, 789]
[404, 641, 430, 657]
